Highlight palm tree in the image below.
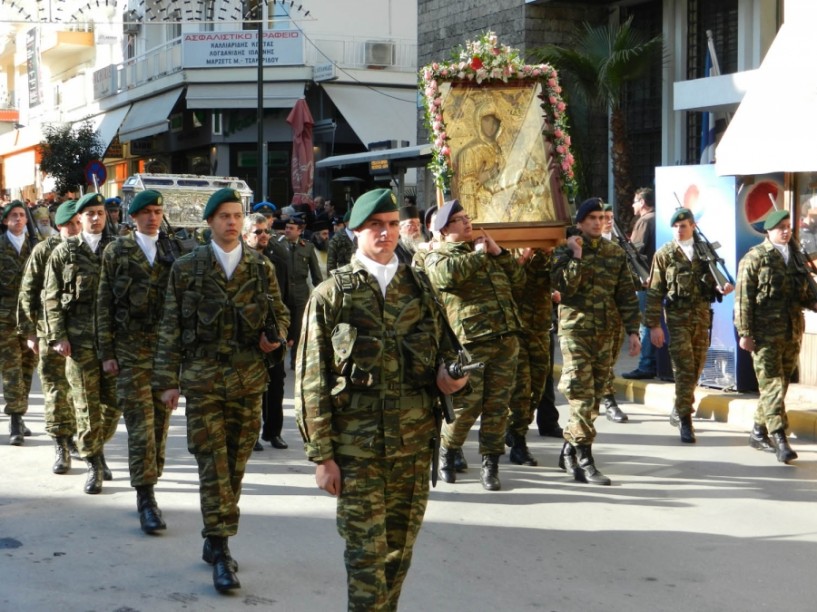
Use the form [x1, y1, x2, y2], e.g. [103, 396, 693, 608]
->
[534, 16, 664, 225]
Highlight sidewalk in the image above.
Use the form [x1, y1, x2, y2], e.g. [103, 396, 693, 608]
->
[554, 341, 817, 442]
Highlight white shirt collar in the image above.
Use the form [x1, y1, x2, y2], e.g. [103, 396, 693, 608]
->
[355, 251, 399, 297]
[211, 241, 243, 280]
[134, 231, 159, 266]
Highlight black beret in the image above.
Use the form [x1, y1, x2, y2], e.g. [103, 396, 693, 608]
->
[670, 207, 694, 226]
[433, 199, 464, 232]
[763, 210, 789, 231]
[2, 199, 25, 221]
[203, 188, 242, 220]
[75, 192, 105, 213]
[128, 190, 163, 216]
[348, 188, 398, 230]
[575, 198, 604, 223]
[54, 200, 77, 226]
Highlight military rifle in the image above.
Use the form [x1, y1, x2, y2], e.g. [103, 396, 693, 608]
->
[611, 218, 651, 286]
[673, 193, 735, 292]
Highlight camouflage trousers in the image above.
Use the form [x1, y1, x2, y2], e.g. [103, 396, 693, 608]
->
[442, 335, 519, 455]
[751, 337, 801, 433]
[118, 364, 171, 488]
[0, 327, 36, 415]
[666, 306, 712, 418]
[507, 331, 550, 439]
[336, 451, 431, 612]
[65, 344, 120, 458]
[38, 337, 76, 438]
[558, 332, 618, 446]
[602, 329, 625, 397]
[185, 391, 262, 538]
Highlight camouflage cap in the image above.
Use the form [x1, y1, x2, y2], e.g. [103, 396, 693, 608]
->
[763, 209, 789, 231]
[75, 192, 105, 214]
[433, 199, 464, 232]
[348, 188, 398, 230]
[128, 190, 163, 216]
[670, 207, 694, 226]
[575, 197, 604, 223]
[54, 200, 77, 226]
[203, 188, 242, 220]
[2, 199, 25, 221]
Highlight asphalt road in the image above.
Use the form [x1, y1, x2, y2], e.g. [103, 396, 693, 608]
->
[2, 371, 816, 612]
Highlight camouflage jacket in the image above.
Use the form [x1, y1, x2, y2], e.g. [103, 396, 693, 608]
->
[645, 241, 720, 328]
[734, 239, 816, 342]
[268, 237, 324, 307]
[96, 234, 175, 365]
[552, 236, 639, 336]
[513, 249, 552, 335]
[295, 256, 456, 463]
[42, 234, 112, 348]
[16, 234, 62, 338]
[423, 240, 525, 346]
[326, 231, 355, 273]
[152, 244, 290, 396]
[0, 233, 32, 330]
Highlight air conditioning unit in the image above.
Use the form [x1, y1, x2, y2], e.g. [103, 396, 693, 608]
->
[365, 41, 395, 67]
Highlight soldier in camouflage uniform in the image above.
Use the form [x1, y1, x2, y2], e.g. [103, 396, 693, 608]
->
[735, 210, 817, 463]
[424, 199, 525, 491]
[295, 188, 466, 612]
[97, 190, 175, 533]
[153, 188, 289, 594]
[645, 208, 733, 444]
[268, 215, 323, 368]
[43, 193, 119, 493]
[552, 199, 640, 486]
[327, 210, 356, 272]
[1, 200, 36, 445]
[17, 200, 81, 469]
[505, 248, 552, 466]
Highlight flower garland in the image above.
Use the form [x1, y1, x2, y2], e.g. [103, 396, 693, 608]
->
[420, 31, 576, 197]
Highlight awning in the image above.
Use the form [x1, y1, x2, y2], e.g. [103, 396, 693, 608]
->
[89, 105, 131, 152]
[186, 83, 304, 109]
[119, 89, 183, 142]
[322, 83, 416, 148]
[716, 20, 817, 175]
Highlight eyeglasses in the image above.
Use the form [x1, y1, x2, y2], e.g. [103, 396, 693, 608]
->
[448, 214, 471, 225]
[252, 229, 272, 235]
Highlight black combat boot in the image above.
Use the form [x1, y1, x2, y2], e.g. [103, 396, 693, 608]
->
[748, 423, 775, 452]
[203, 536, 239, 572]
[669, 408, 680, 427]
[508, 434, 538, 466]
[68, 437, 81, 459]
[573, 445, 611, 486]
[100, 453, 113, 481]
[558, 441, 577, 472]
[136, 485, 167, 534]
[453, 447, 468, 472]
[84, 455, 104, 494]
[603, 395, 629, 423]
[770, 430, 798, 464]
[9, 414, 24, 446]
[480, 455, 501, 491]
[206, 536, 241, 593]
[438, 446, 457, 483]
[679, 414, 696, 444]
[52, 437, 72, 474]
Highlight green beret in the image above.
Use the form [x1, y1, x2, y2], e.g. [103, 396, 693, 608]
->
[75, 192, 105, 213]
[203, 188, 242, 220]
[348, 188, 398, 230]
[2, 200, 25, 221]
[763, 209, 789, 231]
[54, 200, 77, 226]
[129, 190, 163, 216]
[670, 207, 694, 226]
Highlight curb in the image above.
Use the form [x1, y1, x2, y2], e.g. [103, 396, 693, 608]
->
[552, 364, 817, 442]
